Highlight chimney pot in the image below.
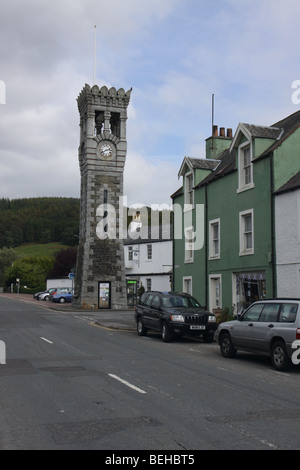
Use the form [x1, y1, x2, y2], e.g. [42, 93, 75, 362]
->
[227, 128, 233, 138]
[220, 127, 225, 137]
[212, 125, 218, 137]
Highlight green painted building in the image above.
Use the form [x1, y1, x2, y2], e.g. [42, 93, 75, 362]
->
[172, 111, 300, 315]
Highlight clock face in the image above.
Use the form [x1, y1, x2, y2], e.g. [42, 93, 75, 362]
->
[100, 143, 113, 158]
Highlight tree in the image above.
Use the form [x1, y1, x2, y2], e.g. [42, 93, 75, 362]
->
[4, 256, 54, 291]
[0, 197, 80, 248]
[46, 247, 77, 279]
[0, 247, 19, 286]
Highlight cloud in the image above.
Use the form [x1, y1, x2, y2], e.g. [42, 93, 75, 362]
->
[0, 0, 186, 202]
[0, 0, 300, 205]
[124, 151, 179, 207]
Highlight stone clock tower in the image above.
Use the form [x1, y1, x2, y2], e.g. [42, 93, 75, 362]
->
[73, 84, 132, 309]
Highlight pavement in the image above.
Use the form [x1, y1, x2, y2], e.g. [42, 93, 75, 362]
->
[0, 293, 136, 331]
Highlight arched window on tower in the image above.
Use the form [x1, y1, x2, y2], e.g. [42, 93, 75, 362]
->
[110, 112, 120, 137]
[104, 189, 108, 232]
[95, 111, 104, 135]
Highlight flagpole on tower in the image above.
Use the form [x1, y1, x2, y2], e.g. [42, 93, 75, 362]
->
[93, 25, 97, 85]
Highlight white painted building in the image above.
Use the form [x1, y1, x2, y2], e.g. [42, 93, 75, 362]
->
[124, 224, 172, 302]
[275, 171, 300, 297]
[46, 278, 73, 290]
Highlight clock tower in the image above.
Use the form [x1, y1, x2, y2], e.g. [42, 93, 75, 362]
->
[73, 84, 132, 309]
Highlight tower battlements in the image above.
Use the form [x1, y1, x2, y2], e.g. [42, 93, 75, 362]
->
[77, 84, 132, 113]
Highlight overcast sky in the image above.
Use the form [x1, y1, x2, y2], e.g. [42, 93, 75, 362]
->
[0, 0, 300, 207]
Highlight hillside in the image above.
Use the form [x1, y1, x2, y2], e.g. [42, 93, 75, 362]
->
[0, 197, 80, 248]
[0, 197, 173, 250]
[14, 242, 71, 258]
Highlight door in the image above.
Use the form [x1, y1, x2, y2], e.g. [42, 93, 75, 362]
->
[98, 282, 111, 309]
[251, 303, 280, 352]
[232, 303, 264, 349]
[142, 293, 155, 328]
[149, 294, 163, 330]
[127, 280, 137, 306]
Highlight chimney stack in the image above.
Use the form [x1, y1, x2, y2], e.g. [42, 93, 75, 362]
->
[206, 124, 233, 159]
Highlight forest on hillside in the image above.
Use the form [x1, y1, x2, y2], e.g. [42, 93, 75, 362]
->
[0, 197, 173, 291]
[0, 197, 173, 249]
[0, 197, 80, 248]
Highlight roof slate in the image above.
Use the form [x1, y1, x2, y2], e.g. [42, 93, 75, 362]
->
[275, 170, 300, 194]
[242, 124, 282, 139]
[258, 109, 300, 158]
[188, 157, 220, 170]
[194, 110, 300, 189]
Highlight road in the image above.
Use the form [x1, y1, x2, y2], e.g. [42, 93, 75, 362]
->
[0, 295, 300, 451]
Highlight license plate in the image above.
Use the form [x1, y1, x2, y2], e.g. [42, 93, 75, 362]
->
[190, 325, 205, 330]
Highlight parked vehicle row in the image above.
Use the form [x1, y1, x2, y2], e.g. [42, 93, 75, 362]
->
[135, 291, 218, 343]
[33, 287, 73, 303]
[135, 291, 300, 372]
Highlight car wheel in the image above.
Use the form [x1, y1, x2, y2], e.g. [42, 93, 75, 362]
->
[161, 321, 173, 343]
[137, 317, 147, 336]
[44, 295, 50, 301]
[271, 340, 291, 371]
[59, 297, 65, 303]
[220, 332, 237, 358]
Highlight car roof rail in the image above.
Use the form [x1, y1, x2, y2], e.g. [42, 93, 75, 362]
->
[262, 298, 300, 302]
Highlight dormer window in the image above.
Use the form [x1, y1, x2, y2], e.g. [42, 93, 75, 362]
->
[243, 145, 251, 185]
[238, 142, 254, 192]
[185, 172, 194, 207]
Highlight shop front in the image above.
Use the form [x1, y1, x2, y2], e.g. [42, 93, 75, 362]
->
[233, 271, 266, 315]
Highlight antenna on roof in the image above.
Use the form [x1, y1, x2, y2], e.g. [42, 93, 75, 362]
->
[212, 93, 215, 135]
[93, 25, 97, 85]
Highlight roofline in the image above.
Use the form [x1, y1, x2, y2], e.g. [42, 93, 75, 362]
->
[257, 121, 300, 160]
[171, 186, 183, 199]
[229, 122, 252, 151]
[178, 156, 193, 178]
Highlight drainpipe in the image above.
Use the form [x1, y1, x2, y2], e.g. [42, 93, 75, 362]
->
[204, 184, 208, 309]
[270, 151, 277, 297]
[172, 215, 175, 292]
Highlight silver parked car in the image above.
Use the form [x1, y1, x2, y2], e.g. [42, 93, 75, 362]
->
[38, 288, 57, 301]
[215, 299, 300, 371]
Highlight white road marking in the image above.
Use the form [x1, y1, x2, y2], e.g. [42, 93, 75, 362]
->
[108, 373, 147, 394]
[40, 337, 53, 344]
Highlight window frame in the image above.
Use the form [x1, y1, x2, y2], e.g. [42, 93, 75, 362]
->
[184, 171, 194, 208]
[239, 209, 254, 256]
[184, 226, 194, 263]
[147, 244, 152, 260]
[183, 276, 192, 295]
[237, 141, 254, 193]
[209, 218, 220, 260]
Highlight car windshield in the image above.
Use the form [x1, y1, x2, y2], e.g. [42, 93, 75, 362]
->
[162, 295, 201, 308]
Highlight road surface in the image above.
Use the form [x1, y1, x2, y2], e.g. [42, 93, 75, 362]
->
[0, 295, 300, 451]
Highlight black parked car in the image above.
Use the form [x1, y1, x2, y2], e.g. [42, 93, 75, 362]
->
[135, 291, 217, 342]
